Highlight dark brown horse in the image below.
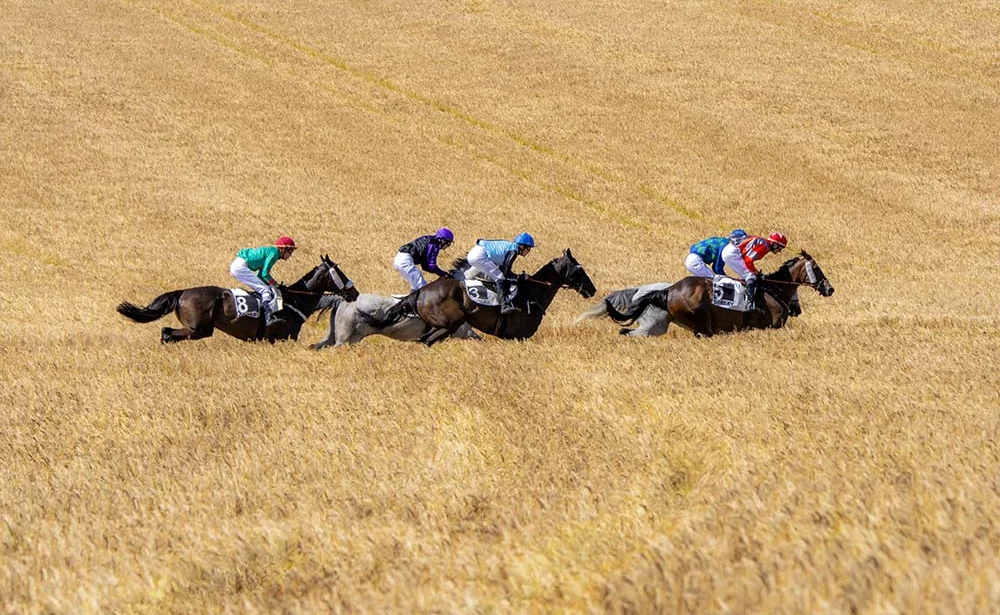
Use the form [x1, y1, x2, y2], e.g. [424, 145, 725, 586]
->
[601, 251, 833, 337]
[360, 249, 597, 345]
[117, 255, 359, 343]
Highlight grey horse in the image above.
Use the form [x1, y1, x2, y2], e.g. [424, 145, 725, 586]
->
[310, 293, 480, 348]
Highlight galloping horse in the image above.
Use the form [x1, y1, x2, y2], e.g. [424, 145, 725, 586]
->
[359, 249, 597, 345]
[117, 255, 359, 343]
[310, 293, 481, 348]
[579, 251, 833, 337]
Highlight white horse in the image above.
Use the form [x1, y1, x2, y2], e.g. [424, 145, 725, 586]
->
[576, 282, 801, 336]
[575, 282, 675, 336]
[310, 294, 481, 348]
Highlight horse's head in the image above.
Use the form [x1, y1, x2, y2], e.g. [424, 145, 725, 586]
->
[552, 249, 597, 298]
[300, 255, 360, 301]
[789, 251, 834, 297]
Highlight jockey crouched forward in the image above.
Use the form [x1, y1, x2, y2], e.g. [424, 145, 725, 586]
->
[720, 231, 787, 310]
[394, 227, 455, 290]
[229, 236, 296, 325]
[685, 229, 748, 278]
[465, 233, 535, 314]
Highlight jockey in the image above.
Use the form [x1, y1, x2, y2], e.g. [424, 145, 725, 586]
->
[230, 235, 297, 325]
[720, 231, 788, 309]
[466, 232, 535, 314]
[394, 227, 454, 290]
[684, 230, 749, 278]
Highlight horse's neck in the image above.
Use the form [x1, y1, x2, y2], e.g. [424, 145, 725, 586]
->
[763, 265, 798, 302]
[526, 262, 562, 309]
[284, 269, 323, 315]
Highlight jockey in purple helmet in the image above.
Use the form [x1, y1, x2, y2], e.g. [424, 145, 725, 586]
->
[394, 227, 455, 290]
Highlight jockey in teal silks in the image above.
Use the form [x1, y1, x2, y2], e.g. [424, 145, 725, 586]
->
[229, 235, 297, 325]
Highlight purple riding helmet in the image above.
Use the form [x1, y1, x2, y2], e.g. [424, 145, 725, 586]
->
[435, 227, 454, 242]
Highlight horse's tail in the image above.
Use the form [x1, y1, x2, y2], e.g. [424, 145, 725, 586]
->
[116, 290, 183, 323]
[357, 291, 418, 328]
[605, 289, 668, 325]
[574, 288, 638, 323]
[314, 294, 343, 320]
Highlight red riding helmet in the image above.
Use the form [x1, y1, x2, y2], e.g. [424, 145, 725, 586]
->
[275, 235, 297, 249]
[767, 232, 788, 249]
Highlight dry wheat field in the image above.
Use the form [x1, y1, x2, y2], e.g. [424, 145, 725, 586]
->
[2, 1, 999, 613]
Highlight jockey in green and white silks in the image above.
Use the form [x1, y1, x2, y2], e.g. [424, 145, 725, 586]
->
[465, 233, 535, 314]
[229, 236, 297, 324]
[685, 229, 748, 278]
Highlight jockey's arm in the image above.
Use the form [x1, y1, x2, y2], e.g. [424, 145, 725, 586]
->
[501, 250, 519, 277]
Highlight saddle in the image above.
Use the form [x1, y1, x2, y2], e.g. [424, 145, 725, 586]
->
[710, 276, 752, 312]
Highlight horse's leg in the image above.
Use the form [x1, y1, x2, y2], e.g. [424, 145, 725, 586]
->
[421, 327, 452, 346]
[161, 298, 215, 343]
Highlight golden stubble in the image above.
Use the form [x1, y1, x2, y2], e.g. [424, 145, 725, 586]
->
[1, 1, 998, 613]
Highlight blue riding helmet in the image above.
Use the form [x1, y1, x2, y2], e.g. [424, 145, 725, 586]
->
[729, 228, 747, 244]
[514, 232, 535, 247]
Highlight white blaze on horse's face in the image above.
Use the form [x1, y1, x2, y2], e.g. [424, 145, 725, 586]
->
[805, 260, 817, 285]
[328, 265, 354, 290]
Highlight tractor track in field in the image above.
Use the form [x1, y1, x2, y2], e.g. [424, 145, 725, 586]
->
[121, 0, 716, 235]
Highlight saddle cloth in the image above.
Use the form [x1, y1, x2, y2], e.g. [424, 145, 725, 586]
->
[711, 276, 751, 312]
[461, 279, 518, 307]
[230, 288, 283, 319]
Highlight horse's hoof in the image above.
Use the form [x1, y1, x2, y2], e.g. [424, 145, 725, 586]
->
[618, 328, 632, 336]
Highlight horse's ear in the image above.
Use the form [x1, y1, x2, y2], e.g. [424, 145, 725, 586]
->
[564, 248, 573, 259]
[800, 250, 812, 260]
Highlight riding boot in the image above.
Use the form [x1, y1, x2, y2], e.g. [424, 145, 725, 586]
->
[497, 279, 519, 314]
[745, 276, 758, 311]
[261, 289, 283, 326]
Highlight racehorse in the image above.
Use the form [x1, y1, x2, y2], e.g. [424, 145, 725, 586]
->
[577, 251, 833, 337]
[358, 249, 597, 345]
[310, 293, 481, 348]
[116, 255, 359, 343]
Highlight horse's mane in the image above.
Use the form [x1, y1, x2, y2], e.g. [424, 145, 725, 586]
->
[767, 251, 811, 279]
[286, 262, 320, 291]
[449, 258, 471, 276]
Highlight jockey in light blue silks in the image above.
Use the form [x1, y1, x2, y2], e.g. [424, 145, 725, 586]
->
[465, 232, 535, 314]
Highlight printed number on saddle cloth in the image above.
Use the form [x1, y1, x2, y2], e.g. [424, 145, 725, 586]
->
[711, 277, 751, 312]
[231, 289, 261, 319]
[462, 280, 516, 307]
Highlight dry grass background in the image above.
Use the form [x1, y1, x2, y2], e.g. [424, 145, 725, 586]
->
[2, 1, 998, 613]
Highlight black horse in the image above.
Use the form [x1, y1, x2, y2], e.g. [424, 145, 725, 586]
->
[117, 255, 359, 343]
[360, 249, 597, 345]
[598, 251, 833, 337]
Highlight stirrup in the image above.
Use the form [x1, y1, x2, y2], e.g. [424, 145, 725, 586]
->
[500, 302, 520, 315]
[265, 312, 284, 326]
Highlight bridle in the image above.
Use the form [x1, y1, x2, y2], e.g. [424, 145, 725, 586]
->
[763, 257, 822, 290]
[282, 260, 354, 297]
[524, 261, 589, 293]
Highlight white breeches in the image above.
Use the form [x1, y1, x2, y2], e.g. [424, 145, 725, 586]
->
[230, 258, 275, 308]
[684, 253, 715, 278]
[393, 252, 427, 290]
[466, 246, 504, 282]
[721, 244, 753, 281]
